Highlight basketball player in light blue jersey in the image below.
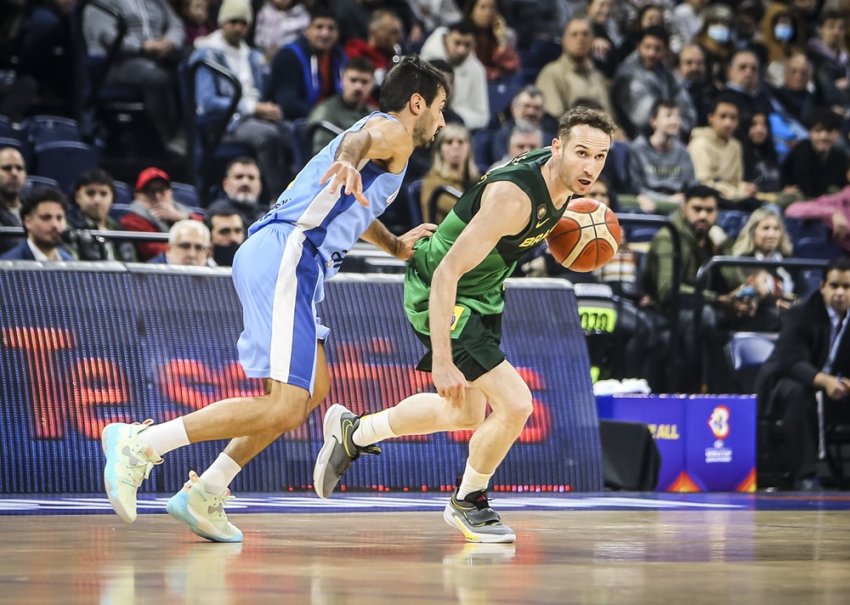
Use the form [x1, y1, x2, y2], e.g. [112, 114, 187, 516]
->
[100, 56, 449, 542]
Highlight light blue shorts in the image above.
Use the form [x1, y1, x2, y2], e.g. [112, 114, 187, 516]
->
[231, 223, 329, 394]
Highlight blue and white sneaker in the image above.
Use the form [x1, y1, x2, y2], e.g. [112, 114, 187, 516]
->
[102, 420, 163, 523]
[166, 471, 243, 543]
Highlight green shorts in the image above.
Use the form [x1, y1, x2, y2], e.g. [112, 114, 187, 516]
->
[413, 312, 505, 382]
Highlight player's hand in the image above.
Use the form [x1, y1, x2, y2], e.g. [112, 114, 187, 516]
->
[433, 360, 470, 408]
[320, 160, 368, 206]
[393, 223, 437, 260]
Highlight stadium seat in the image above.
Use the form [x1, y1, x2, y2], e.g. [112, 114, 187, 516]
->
[24, 115, 82, 145]
[0, 116, 22, 140]
[794, 236, 843, 260]
[108, 203, 132, 221]
[32, 141, 98, 193]
[171, 182, 201, 208]
[785, 217, 828, 246]
[113, 180, 133, 205]
[725, 331, 777, 393]
[600, 141, 630, 194]
[471, 129, 495, 173]
[717, 210, 750, 239]
[22, 176, 61, 199]
[487, 76, 523, 118]
[406, 179, 424, 226]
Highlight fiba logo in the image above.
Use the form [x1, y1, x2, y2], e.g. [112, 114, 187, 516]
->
[708, 405, 731, 440]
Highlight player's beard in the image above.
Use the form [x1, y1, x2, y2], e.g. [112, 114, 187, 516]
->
[412, 114, 436, 148]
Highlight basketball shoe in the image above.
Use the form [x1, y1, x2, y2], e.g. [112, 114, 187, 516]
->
[166, 471, 243, 543]
[102, 420, 163, 523]
[313, 403, 381, 499]
[443, 488, 516, 543]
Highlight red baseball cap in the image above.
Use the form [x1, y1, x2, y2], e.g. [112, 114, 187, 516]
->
[135, 167, 171, 192]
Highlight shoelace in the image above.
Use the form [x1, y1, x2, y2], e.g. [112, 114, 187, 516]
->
[123, 420, 162, 487]
[183, 471, 234, 522]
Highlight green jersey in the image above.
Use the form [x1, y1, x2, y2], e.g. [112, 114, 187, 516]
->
[404, 147, 569, 335]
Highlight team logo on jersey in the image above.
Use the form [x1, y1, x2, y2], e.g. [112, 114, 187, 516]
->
[450, 305, 466, 332]
[536, 205, 547, 220]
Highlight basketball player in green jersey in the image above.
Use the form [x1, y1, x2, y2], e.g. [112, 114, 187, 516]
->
[313, 107, 617, 542]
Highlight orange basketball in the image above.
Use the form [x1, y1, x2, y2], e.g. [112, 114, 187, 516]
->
[547, 198, 622, 272]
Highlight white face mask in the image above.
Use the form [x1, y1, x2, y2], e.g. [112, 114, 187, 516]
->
[774, 23, 794, 42]
[707, 24, 730, 44]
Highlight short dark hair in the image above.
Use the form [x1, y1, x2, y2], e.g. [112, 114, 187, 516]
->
[379, 55, 450, 113]
[225, 156, 258, 175]
[204, 203, 244, 230]
[824, 257, 850, 282]
[22, 186, 68, 218]
[819, 9, 847, 26]
[73, 168, 115, 199]
[650, 99, 678, 121]
[639, 25, 669, 46]
[708, 92, 740, 115]
[345, 56, 375, 75]
[806, 106, 842, 132]
[446, 20, 476, 36]
[557, 106, 617, 140]
[309, 7, 338, 24]
[684, 184, 720, 203]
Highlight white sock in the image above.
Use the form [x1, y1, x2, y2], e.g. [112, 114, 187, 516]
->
[353, 410, 397, 447]
[199, 453, 242, 496]
[138, 418, 189, 456]
[457, 461, 493, 500]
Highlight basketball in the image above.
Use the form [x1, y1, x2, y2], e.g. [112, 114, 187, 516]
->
[547, 198, 622, 272]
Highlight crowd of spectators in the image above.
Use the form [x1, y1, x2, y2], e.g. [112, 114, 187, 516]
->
[3, 0, 850, 487]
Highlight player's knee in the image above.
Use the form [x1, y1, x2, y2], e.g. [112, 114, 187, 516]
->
[266, 392, 309, 432]
[451, 405, 486, 430]
[494, 389, 533, 426]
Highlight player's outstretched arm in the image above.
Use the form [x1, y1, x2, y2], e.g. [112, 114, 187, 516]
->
[319, 117, 413, 207]
[361, 220, 437, 260]
[429, 181, 530, 407]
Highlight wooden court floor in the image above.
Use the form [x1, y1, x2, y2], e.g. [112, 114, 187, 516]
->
[0, 507, 849, 604]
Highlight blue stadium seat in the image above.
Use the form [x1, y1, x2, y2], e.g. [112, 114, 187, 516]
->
[171, 182, 201, 208]
[109, 203, 132, 221]
[0, 116, 23, 140]
[487, 76, 523, 118]
[22, 176, 61, 200]
[726, 331, 777, 393]
[600, 141, 630, 194]
[113, 180, 133, 205]
[717, 210, 751, 239]
[406, 179, 424, 226]
[785, 217, 828, 246]
[32, 141, 98, 193]
[626, 224, 661, 243]
[471, 129, 495, 173]
[24, 115, 82, 145]
[794, 236, 843, 260]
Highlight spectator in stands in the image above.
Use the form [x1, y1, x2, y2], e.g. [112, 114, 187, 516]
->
[205, 206, 245, 266]
[755, 257, 850, 491]
[807, 9, 850, 119]
[420, 20, 490, 129]
[193, 0, 293, 198]
[150, 219, 211, 266]
[742, 112, 783, 200]
[330, 0, 422, 47]
[121, 167, 198, 262]
[692, 3, 735, 85]
[721, 49, 775, 141]
[490, 85, 557, 163]
[768, 52, 814, 155]
[611, 26, 694, 139]
[669, 0, 707, 54]
[344, 10, 403, 96]
[760, 3, 802, 87]
[308, 57, 376, 154]
[409, 0, 462, 33]
[616, 2, 667, 65]
[489, 123, 544, 170]
[181, 0, 214, 46]
[70, 169, 137, 262]
[535, 17, 612, 122]
[688, 94, 760, 208]
[0, 147, 27, 254]
[420, 123, 478, 224]
[208, 157, 266, 229]
[0, 187, 74, 261]
[267, 7, 345, 120]
[463, 0, 520, 82]
[586, 0, 625, 78]
[781, 107, 849, 199]
[731, 208, 799, 314]
[786, 166, 850, 255]
[83, 0, 186, 155]
[628, 100, 698, 215]
[644, 185, 755, 390]
[254, 0, 311, 61]
[675, 42, 711, 129]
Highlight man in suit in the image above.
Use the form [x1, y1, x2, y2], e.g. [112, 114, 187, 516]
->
[0, 186, 74, 261]
[755, 257, 850, 490]
[0, 146, 27, 254]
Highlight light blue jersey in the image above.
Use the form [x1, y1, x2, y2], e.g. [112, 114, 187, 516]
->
[232, 112, 407, 392]
[249, 112, 407, 278]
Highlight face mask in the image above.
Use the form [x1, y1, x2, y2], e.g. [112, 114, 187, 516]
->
[774, 23, 794, 42]
[213, 242, 240, 267]
[707, 24, 730, 44]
